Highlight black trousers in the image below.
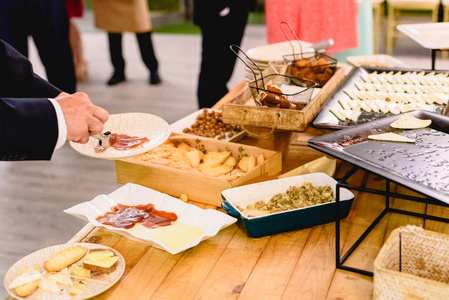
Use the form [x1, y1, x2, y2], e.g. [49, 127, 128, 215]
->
[197, 8, 249, 109]
[108, 32, 159, 75]
[0, 0, 76, 93]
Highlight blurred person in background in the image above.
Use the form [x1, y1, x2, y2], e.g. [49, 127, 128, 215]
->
[0, 0, 77, 93]
[193, 0, 257, 109]
[93, 0, 161, 85]
[66, 0, 88, 82]
[0, 39, 108, 161]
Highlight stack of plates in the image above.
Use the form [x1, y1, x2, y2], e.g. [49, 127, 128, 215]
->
[243, 40, 313, 83]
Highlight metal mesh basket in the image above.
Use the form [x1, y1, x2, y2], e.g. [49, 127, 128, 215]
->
[248, 74, 317, 110]
[283, 52, 338, 87]
[279, 21, 337, 87]
[230, 44, 317, 110]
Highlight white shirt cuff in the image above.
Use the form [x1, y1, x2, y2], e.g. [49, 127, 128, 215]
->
[48, 98, 67, 150]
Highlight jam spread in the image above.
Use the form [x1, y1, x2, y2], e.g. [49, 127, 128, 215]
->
[96, 203, 178, 229]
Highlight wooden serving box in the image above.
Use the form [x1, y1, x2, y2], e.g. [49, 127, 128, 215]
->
[222, 67, 346, 131]
[115, 135, 282, 207]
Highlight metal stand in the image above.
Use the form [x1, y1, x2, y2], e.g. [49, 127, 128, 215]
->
[431, 49, 438, 70]
[334, 166, 449, 277]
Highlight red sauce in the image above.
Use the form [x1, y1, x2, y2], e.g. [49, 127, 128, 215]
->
[109, 134, 150, 151]
[96, 203, 177, 229]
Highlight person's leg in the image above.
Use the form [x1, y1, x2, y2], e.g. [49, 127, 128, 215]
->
[31, 0, 76, 93]
[0, 0, 30, 57]
[107, 32, 125, 85]
[69, 19, 88, 82]
[136, 31, 160, 84]
[197, 9, 249, 108]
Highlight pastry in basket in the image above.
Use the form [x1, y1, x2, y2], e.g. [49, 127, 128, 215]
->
[258, 85, 305, 110]
[289, 56, 335, 87]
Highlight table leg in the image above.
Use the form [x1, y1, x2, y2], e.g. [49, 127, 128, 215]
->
[432, 49, 437, 70]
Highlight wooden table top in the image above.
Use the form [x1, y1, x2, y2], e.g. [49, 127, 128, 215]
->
[61, 82, 449, 299]
[8, 81, 449, 300]
[62, 150, 449, 300]
[45, 112, 446, 299]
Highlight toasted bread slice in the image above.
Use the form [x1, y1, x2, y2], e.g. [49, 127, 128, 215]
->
[44, 245, 88, 272]
[83, 249, 119, 274]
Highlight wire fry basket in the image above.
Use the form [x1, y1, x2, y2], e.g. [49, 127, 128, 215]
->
[280, 22, 337, 87]
[230, 44, 317, 110]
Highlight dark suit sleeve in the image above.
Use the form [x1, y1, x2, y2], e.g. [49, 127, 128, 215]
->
[0, 39, 61, 160]
[0, 39, 61, 98]
[0, 98, 58, 160]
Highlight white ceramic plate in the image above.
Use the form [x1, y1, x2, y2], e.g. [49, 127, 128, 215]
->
[346, 54, 410, 68]
[169, 109, 246, 142]
[64, 183, 237, 255]
[70, 113, 170, 160]
[222, 172, 354, 219]
[246, 40, 313, 62]
[397, 22, 449, 49]
[4, 243, 125, 300]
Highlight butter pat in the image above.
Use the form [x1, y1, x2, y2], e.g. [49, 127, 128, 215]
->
[84, 250, 114, 262]
[128, 222, 206, 252]
[84, 256, 118, 268]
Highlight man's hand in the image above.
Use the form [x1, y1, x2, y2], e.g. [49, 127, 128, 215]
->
[55, 92, 109, 143]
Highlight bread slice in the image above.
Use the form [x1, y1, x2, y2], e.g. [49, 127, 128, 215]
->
[44, 245, 88, 272]
[83, 249, 119, 274]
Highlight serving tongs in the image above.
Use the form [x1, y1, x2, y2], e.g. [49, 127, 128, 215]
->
[93, 131, 111, 148]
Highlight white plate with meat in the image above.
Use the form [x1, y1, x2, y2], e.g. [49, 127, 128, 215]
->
[64, 183, 237, 255]
[70, 113, 170, 159]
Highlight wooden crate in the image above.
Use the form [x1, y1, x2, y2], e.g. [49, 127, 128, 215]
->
[115, 135, 282, 207]
[222, 67, 346, 131]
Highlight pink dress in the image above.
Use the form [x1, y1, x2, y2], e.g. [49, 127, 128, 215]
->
[265, 0, 358, 54]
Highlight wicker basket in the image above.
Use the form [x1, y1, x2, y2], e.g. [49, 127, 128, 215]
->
[373, 225, 449, 300]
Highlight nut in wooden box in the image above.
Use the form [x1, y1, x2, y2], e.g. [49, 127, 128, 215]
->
[115, 135, 282, 206]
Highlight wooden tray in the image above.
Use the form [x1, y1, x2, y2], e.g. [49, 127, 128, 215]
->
[115, 135, 282, 207]
[222, 67, 346, 132]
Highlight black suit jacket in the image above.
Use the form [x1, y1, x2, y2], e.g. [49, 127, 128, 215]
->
[0, 39, 62, 160]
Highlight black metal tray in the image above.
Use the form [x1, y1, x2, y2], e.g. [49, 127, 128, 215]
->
[308, 110, 449, 204]
[312, 66, 448, 130]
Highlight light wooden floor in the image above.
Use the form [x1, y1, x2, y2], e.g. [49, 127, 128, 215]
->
[2, 13, 449, 299]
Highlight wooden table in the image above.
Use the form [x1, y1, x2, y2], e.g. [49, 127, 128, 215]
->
[61, 151, 449, 300]
[26, 84, 449, 300]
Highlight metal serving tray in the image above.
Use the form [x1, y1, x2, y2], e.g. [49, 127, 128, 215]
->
[312, 67, 447, 130]
[308, 110, 449, 204]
